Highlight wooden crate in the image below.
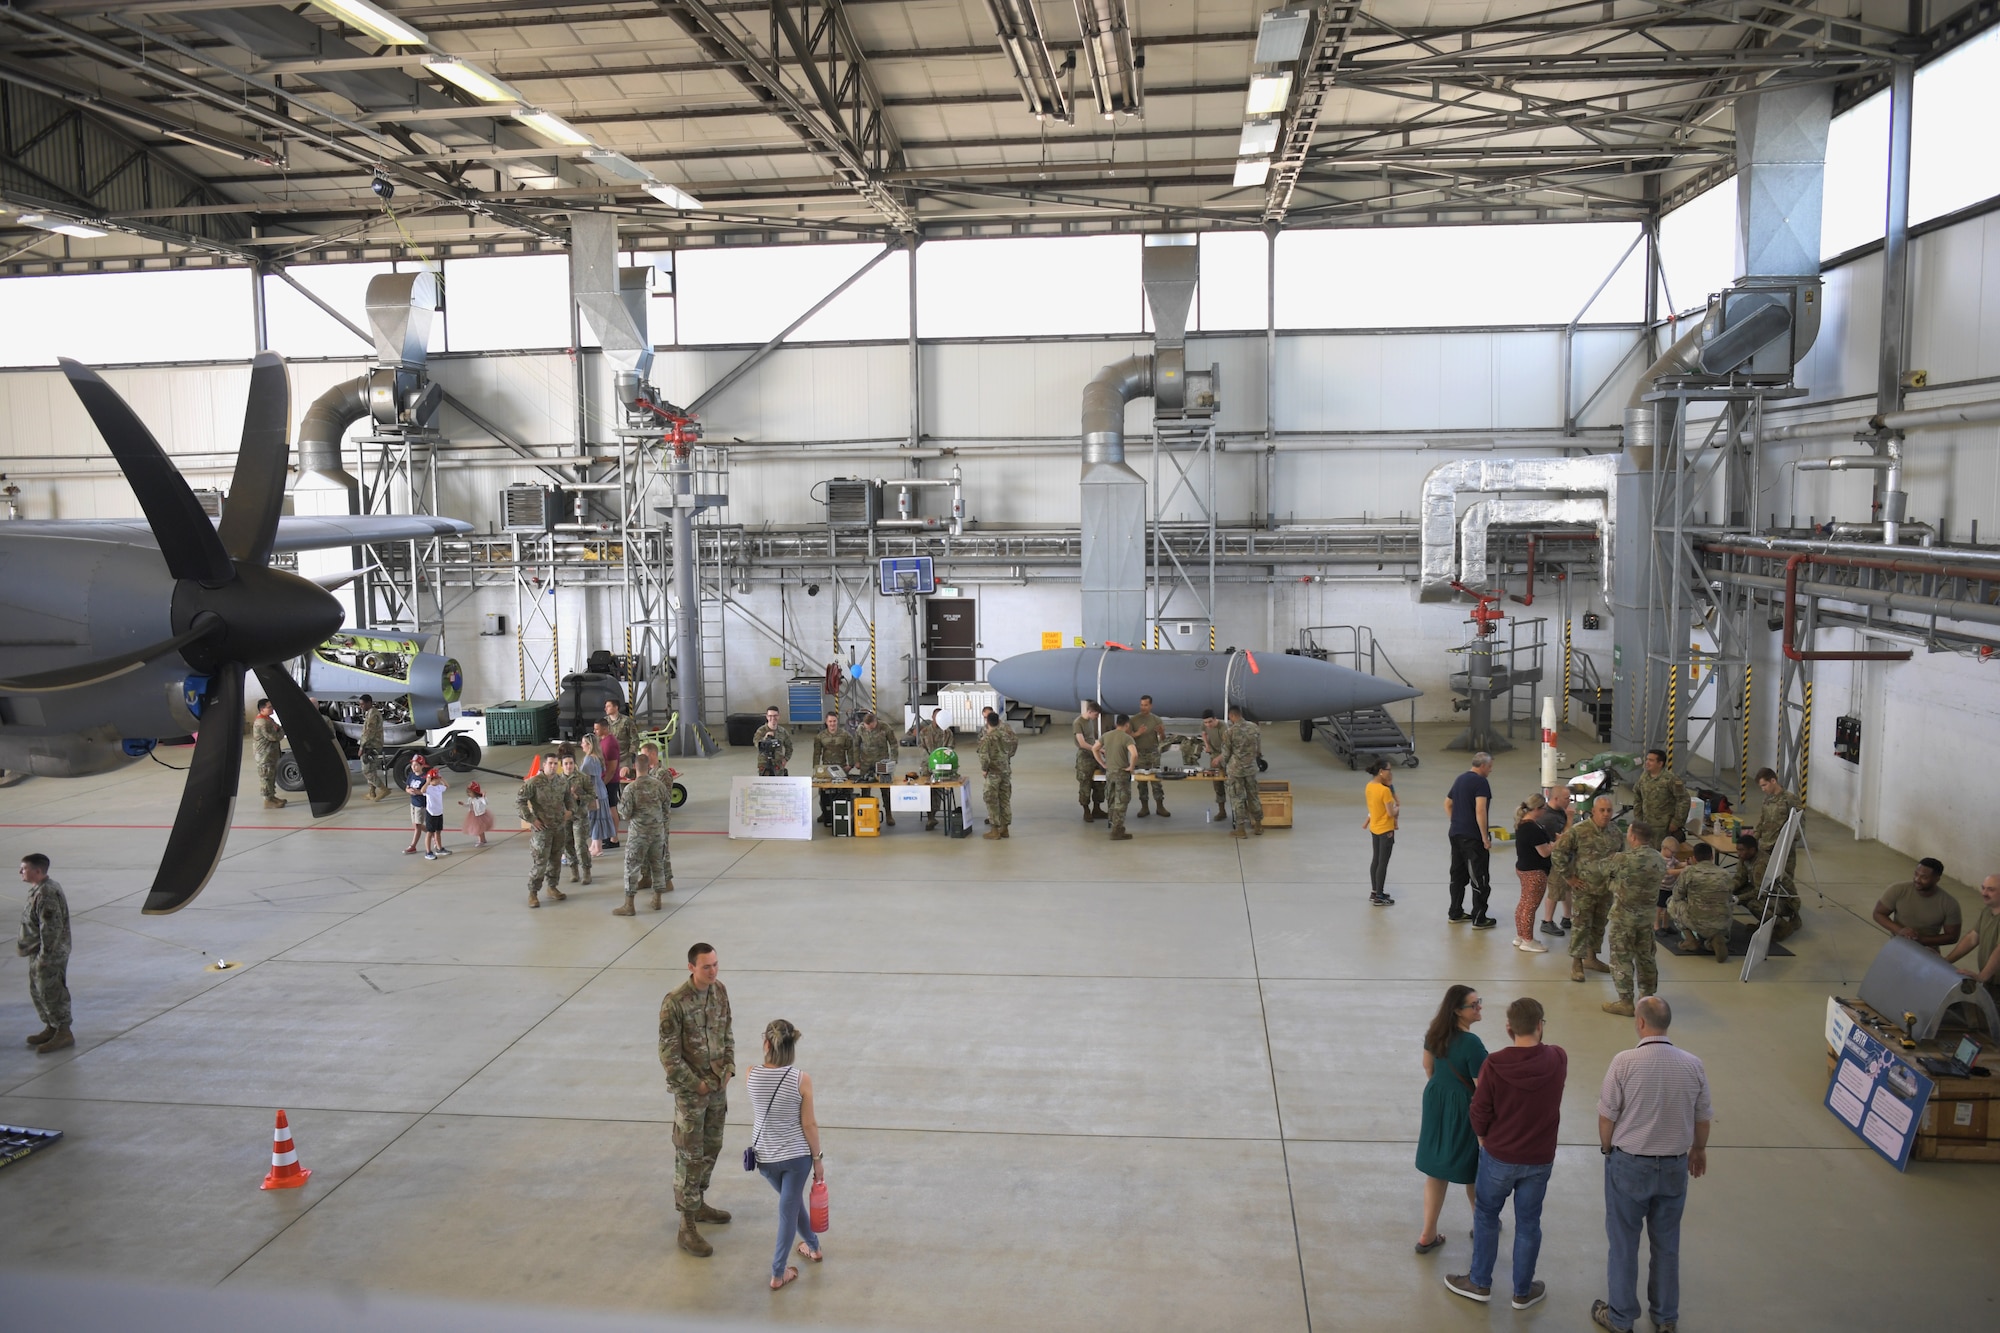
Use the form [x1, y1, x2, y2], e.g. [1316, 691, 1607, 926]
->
[1258, 780, 1292, 829]
[1830, 998, 2000, 1164]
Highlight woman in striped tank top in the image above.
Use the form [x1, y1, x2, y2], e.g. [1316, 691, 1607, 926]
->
[747, 1018, 824, 1290]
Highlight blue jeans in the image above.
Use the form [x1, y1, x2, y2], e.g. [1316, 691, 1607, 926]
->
[756, 1153, 819, 1280]
[1603, 1148, 1688, 1330]
[1470, 1147, 1551, 1298]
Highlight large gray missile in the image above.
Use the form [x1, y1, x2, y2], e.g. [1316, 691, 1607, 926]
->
[988, 646, 1421, 721]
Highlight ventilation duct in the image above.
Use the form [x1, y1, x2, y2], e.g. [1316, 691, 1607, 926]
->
[1457, 498, 1609, 584]
[1416, 456, 1617, 601]
[569, 212, 655, 410]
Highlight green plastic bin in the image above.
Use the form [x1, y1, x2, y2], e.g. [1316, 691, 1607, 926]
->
[484, 700, 558, 746]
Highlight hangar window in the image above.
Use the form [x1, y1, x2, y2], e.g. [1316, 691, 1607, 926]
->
[440, 254, 571, 352]
[1273, 223, 1647, 328]
[1657, 178, 1738, 317]
[1194, 230, 1271, 331]
[674, 243, 909, 345]
[916, 234, 1143, 338]
[262, 261, 415, 359]
[0, 267, 252, 367]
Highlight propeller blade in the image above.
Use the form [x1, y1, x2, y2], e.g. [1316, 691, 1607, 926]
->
[59, 359, 233, 586]
[143, 665, 243, 915]
[255, 663, 350, 819]
[217, 352, 290, 567]
[306, 569, 363, 591]
[0, 621, 220, 693]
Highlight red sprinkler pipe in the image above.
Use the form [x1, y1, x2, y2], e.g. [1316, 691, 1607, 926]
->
[1700, 544, 1913, 662]
[1508, 532, 1600, 606]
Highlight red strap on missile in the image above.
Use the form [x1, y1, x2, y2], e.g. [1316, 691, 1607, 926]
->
[1245, 651, 1259, 674]
[1105, 641, 1131, 650]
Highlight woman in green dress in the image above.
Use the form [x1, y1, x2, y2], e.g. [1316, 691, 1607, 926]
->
[1415, 984, 1487, 1254]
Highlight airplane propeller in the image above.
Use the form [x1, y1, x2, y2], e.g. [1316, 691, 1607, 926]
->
[55, 355, 350, 913]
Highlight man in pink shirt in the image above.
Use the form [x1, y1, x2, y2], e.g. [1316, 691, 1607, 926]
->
[1448, 995, 1568, 1311]
[595, 720, 622, 847]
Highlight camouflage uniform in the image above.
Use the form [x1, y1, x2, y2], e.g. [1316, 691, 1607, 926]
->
[812, 725, 858, 826]
[1749, 787, 1805, 929]
[855, 722, 897, 825]
[1101, 727, 1137, 833]
[1219, 719, 1264, 833]
[360, 705, 388, 799]
[916, 721, 953, 827]
[1072, 712, 1106, 817]
[977, 722, 1018, 833]
[752, 721, 793, 777]
[1633, 768, 1690, 846]
[611, 711, 641, 765]
[619, 771, 673, 902]
[17, 875, 71, 1030]
[252, 713, 282, 799]
[1201, 718, 1229, 818]
[516, 773, 572, 902]
[561, 769, 598, 882]
[1669, 862, 1735, 949]
[1129, 711, 1169, 815]
[1583, 845, 1667, 1004]
[1551, 818, 1625, 967]
[658, 979, 734, 1219]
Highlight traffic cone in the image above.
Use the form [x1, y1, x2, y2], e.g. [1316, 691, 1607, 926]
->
[260, 1109, 312, 1190]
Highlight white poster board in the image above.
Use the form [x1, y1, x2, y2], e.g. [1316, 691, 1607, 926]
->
[728, 776, 814, 840]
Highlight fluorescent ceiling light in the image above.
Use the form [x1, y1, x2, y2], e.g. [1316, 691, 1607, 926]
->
[422, 56, 524, 105]
[18, 213, 108, 239]
[1245, 72, 1293, 116]
[584, 149, 651, 182]
[1233, 158, 1271, 188]
[514, 109, 593, 147]
[1254, 8, 1312, 66]
[1238, 118, 1282, 156]
[645, 182, 703, 210]
[307, 0, 428, 47]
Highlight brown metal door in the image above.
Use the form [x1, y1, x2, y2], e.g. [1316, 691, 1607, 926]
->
[924, 598, 977, 691]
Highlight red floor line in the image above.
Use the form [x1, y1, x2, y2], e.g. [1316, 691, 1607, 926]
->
[0, 823, 732, 834]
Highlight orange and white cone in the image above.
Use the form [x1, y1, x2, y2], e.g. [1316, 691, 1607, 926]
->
[260, 1109, 312, 1190]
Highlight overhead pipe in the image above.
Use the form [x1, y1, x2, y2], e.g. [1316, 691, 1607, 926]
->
[295, 376, 369, 514]
[1764, 395, 2000, 443]
[1417, 455, 1616, 600]
[1081, 355, 1154, 463]
[1455, 496, 1607, 598]
[1695, 541, 2000, 658]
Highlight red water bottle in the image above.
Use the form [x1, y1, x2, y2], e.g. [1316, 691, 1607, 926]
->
[809, 1179, 830, 1233]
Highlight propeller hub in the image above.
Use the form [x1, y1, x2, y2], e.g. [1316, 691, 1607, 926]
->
[173, 566, 344, 673]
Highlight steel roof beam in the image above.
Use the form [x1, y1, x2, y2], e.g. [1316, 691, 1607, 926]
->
[1266, 2, 1362, 224]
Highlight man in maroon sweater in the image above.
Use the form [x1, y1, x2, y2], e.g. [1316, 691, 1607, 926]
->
[1448, 995, 1568, 1310]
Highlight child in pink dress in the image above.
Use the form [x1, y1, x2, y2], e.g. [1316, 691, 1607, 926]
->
[460, 781, 494, 846]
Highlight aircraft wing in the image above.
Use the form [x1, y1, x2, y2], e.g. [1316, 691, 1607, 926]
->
[4, 515, 472, 551]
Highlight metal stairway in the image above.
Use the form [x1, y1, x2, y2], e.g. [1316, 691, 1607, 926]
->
[1293, 625, 1420, 769]
[1569, 652, 1613, 742]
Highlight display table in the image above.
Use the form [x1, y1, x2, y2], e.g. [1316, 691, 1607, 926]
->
[813, 777, 970, 838]
[1827, 997, 2000, 1163]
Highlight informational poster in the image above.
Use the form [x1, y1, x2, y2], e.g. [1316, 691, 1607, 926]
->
[1042, 631, 1062, 650]
[1825, 1020, 1935, 1171]
[728, 776, 814, 840]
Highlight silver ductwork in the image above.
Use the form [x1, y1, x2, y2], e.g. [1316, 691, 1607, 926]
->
[1079, 355, 1152, 645]
[1417, 455, 1617, 600]
[296, 376, 370, 514]
[1080, 356, 1154, 466]
[570, 212, 655, 410]
[295, 272, 442, 517]
[1458, 498, 1609, 582]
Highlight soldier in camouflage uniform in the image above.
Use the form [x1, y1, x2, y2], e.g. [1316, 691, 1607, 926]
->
[1581, 822, 1667, 1016]
[910, 707, 953, 829]
[556, 753, 598, 885]
[359, 694, 388, 801]
[811, 713, 857, 827]
[1128, 695, 1170, 817]
[1219, 705, 1264, 837]
[1551, 795, 1624, 982]
[1201, 710, 1229, 820]
[17, 853, 72, 1053]
[1073, 701, 1106, 822]
[1099, 714, 1137, 840]
[855, 712, 898, 826]
[660, 942, 735, 1257]
[1632, 749, 1689, 848]
[1668, 843, 1735, 962]
[252, 698, 286, 809]
[615, 763, 674, 913]
[1751, 767, 1805, 935]
[516, 757, 572, 908]
[978, 711, 1018, 839]
[608, 699, 641, 770]
[753, 706, 793, 777]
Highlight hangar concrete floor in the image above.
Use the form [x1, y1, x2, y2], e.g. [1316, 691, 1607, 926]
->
[0, 720, 1992, 1332]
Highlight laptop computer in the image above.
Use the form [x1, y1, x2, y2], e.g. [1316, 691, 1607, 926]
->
[1916, 1035, 1985, 1079]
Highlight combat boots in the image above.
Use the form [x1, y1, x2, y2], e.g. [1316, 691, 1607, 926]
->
[24, 1026, 53, 1048]
[677, 1216, 712, 1258]
[1570, 957, 1585, 982]
[1108, 824, 1132, 841]
[1713, 932, 1730, 963]
[612, 896, 636, 917]
[650, 888, 664, 910]
[694, 1203, 732, 1224]
[1135, 793, 1151, 818]
[1601, 999, 1636, 1017]
[1252, 820, 1264, 836]
[1082, 802, 1095, 823]
[263, 797, 286, 809]
[34, 1027, 72, 1054]
[528, 890, 541, 909]
[1583, 956, 1609, 974]
[1230, 825, 1248, 839]
[983, 827, 1004, 840]
[545, 885, 567, 903]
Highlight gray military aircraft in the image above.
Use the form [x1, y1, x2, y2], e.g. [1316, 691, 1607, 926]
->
[0, 354, 470, 914]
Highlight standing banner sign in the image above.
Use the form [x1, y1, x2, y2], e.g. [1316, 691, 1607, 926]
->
[1825, 1017, 1935, 1171]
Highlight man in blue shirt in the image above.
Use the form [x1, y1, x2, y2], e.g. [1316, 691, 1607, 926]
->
[1445, 753, 1497, 928]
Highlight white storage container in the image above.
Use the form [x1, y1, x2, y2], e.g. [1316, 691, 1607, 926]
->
[936, 685, 1001, 732]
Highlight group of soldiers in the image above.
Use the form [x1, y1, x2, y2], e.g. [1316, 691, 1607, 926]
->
[516, 738, 673, 914]
[1544, 750, 1808, 1016]
[1072, 698, 1264, 839]
[752, 703, 1022, 837]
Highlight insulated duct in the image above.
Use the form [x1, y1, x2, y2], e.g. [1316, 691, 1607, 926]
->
[1079, 355, 1152, 647]
[295, 377, 369, 516]
[1416, 455, 1617, 600]
[569, 212, 655, 410]
[1457, 498, 1608, 585]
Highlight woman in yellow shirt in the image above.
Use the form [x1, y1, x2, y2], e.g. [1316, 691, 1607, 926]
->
[1362, 760, 1400, 905]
